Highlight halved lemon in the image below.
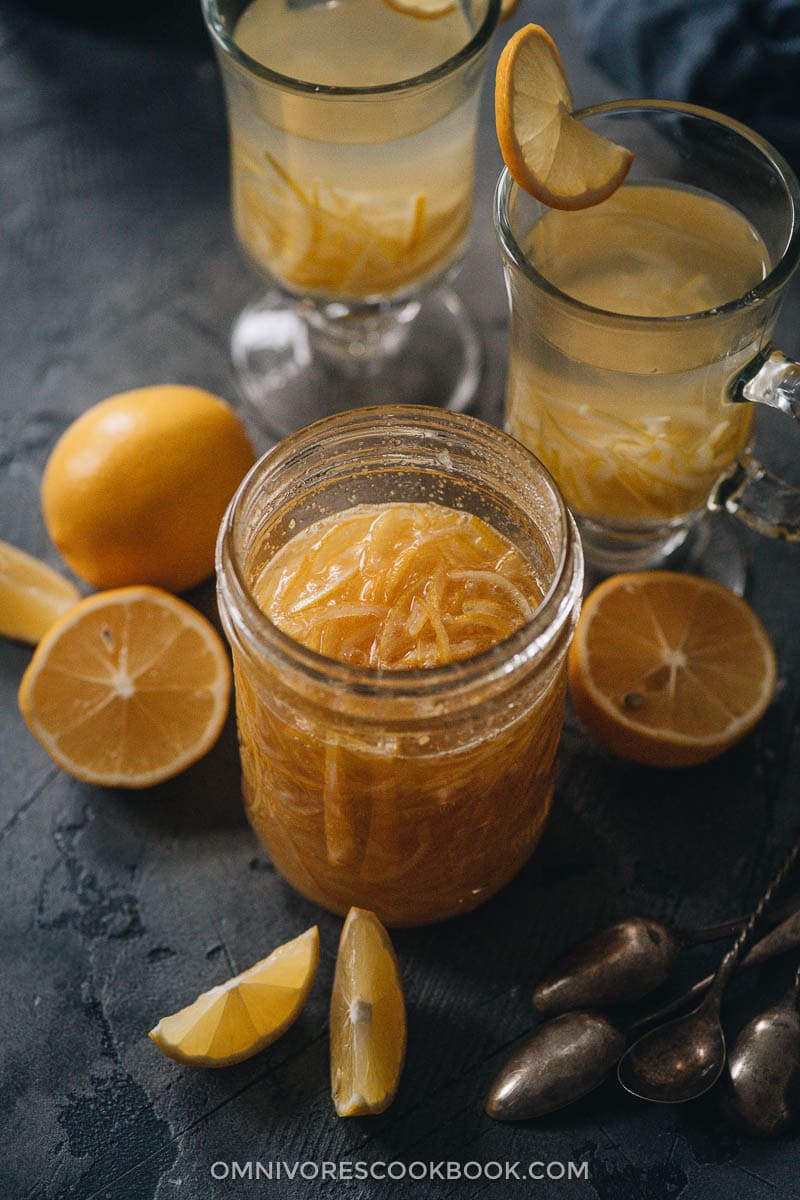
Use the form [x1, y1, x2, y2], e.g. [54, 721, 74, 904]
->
[18, 586, 230, 787]
[149, 927, 320, 1067]
[330, 907, 406, 1116]
[0, 540, 81, 644]
[568, 572, 777, 767]
[495, 24, 633, 209]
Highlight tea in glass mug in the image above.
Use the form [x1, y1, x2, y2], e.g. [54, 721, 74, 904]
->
[495, 102, 800, 571]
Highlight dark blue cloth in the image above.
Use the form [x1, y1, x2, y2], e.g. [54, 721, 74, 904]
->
[570, 0, 800, 164]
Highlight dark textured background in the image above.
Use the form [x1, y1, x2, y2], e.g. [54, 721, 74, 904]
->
[2, 2, 800, 1197]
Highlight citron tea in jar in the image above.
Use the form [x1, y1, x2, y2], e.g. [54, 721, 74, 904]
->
[216, 407, 583, 926]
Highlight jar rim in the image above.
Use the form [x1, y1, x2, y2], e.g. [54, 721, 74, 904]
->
[216, 406, 583, 699]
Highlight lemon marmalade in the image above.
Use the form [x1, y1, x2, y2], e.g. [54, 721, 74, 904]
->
[230, 502, 566, 925]
[217, 410, 583, 926]
[254, 502, 540, 669]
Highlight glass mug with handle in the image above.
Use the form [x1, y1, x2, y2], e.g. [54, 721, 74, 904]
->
[494, 100, 800, 581]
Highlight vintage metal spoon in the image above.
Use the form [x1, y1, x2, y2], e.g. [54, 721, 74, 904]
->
[485, 903, 800, 1122]
[533, 911, 768, 1016]
[534, 892, 800, 1016]
[722, 959, 800, 1137]
[485, 1011, 625, 1121]
[618, 838, 800, 1104]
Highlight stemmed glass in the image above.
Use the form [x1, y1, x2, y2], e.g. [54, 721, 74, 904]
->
[203, 0, 500, 443]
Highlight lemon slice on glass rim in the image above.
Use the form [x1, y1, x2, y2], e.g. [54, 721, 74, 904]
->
[495, 24, 633, 210]
[387, 0, 517, 21]
[384, 0, 457, 18]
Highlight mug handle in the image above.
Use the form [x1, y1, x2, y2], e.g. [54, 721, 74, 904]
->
[710, 347, 800, 539]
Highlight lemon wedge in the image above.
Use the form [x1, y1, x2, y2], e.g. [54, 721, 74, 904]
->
[149, 927, 320, 1067]
[0, 539, 80, 644]
[330, 908, 406, 1116]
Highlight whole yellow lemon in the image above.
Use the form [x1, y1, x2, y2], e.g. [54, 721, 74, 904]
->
[42, 386, 256, 593]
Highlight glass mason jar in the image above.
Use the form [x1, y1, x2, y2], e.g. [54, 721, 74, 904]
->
[216, 406, 583, 926]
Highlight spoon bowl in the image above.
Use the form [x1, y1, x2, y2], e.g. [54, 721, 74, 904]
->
[533, 918, 680, 1015]
[485, 1012, 625, 1121]
[618, 997, 727, 1103]
[723, 973, 800, 1137]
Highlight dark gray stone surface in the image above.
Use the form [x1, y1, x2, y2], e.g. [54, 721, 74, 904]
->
[2, 2, 800, 1198]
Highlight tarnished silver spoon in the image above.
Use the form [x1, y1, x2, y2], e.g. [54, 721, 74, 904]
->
[618, 837, 800, 1104]
[722, 959, 800, 1137]
[485, 1011, 624, 1121]
[534, 912, 761, 1016]
[485, 904, 800, 1122]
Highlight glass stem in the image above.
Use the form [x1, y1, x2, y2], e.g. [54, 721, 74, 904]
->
[301, 297, 421, 366]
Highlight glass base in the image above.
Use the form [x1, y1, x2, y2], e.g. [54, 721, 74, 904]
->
[580, 512, 748, 596]
[231, 286, 484, 447]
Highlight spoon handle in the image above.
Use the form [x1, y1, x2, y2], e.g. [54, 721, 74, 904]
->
[631, 905, 800, 1031]
[708, 838, 800, 1002]
[741, 907, 800, 971]
[679, 891, 800, 946]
